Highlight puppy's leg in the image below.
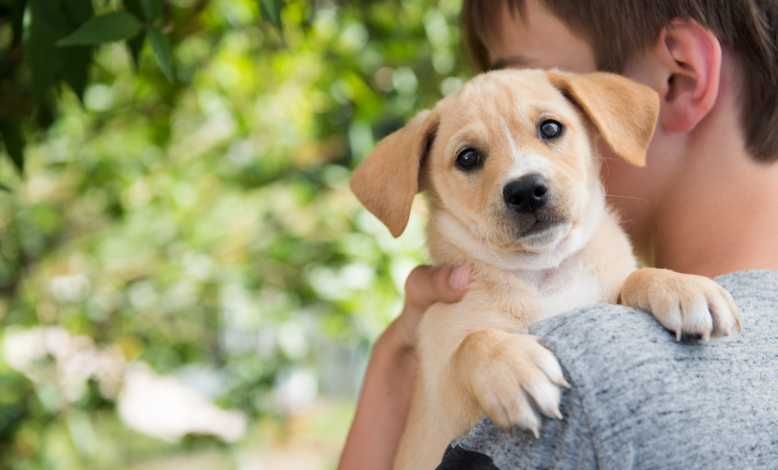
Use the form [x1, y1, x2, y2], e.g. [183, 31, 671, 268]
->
[392, 379, 449, 470]
[453, 329, 569, 436]
[391, 302, 490, 470]
[620, 268, 742, 340]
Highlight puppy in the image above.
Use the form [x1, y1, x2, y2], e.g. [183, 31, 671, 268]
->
[350, 69, 742, 470]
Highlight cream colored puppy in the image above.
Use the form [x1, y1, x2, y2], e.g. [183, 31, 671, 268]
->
[351, 69, 742, 470]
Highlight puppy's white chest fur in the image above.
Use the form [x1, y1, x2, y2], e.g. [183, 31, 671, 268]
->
[516, 257, 603, 323]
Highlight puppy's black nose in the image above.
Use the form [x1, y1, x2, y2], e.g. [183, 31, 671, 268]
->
[503, 173, 549, 213]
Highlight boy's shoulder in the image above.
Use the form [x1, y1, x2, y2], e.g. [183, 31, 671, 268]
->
[441, 270, 778, 470]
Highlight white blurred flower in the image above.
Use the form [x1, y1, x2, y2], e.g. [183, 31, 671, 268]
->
[226, 139, 254, 167]
[84, 84, 114, 112]
[306, 266, 343, 300]
[433, 49, 455, 75]
[49, 273, 90, 303]
[183, 252, 214, 281]
[3, 327, 51, 373]
[339, 23, 368, 51]
[277, 322, 307, 359]
[176, 364, 229, 399]
[425, 10, 450, 46]
[2, 327, 125, 403]
[274, 368, 318, 415]
[221, 282, 251, 314]
[393, 67, 418, 95]
[163, 280, 198, 312]
[340, 263, 375, 290]
[307, 263, 376, 301]
[118, 362, 247, 443]
[313, 7, 338, 39]
[220, 328, 257, 355]
[256, 329, 277, 359]
[128, 281, 157, 310]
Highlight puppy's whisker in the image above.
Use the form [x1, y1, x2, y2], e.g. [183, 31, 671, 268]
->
[606, 194, 649, 203]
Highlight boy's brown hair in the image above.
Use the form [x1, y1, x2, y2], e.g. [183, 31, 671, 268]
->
[462, 0, 778, 162]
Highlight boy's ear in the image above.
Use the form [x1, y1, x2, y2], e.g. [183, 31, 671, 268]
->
[547, 71, 660, 166]
[350, 110, 439, 237]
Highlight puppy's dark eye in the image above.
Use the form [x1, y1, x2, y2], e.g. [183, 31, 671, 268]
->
[455, 147, 483, 171]
[539, 119, 564, 140]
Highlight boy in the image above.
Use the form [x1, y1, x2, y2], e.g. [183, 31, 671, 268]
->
[339, 1, 778, 469]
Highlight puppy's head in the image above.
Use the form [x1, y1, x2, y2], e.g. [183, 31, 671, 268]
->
[351, 69, 658, 263]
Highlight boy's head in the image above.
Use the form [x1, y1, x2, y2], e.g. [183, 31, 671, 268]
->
[461, 0, 778, 259]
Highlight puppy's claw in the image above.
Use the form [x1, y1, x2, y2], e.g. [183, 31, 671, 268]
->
[465, 332, 565, 437]
[513, 398, 542, 435]
[675, 329, 682, 342]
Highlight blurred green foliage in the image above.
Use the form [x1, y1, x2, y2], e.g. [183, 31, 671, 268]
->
[0, 0, 467, 468]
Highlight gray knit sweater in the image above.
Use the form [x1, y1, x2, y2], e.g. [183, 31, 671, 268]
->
[438, 270, 778, 470]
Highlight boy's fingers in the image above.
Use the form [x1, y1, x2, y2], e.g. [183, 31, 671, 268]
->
[404, 264, 471, 311]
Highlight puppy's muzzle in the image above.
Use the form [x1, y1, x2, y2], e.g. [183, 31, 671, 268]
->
[503, 173, 565, 239]
[503, 173, 549, 213]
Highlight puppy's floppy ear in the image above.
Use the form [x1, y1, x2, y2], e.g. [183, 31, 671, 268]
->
[547, 71, 659, 167]
[350, 110, 439, 237]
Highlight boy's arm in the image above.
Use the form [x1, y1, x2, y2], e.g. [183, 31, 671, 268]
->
[338, 265, 470, 470]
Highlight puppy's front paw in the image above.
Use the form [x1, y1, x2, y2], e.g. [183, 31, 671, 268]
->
[620, 268, 742, 340]
[457, 330, 569, 437]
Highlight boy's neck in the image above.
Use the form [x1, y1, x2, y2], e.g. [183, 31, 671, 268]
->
[649, 110, 778, 277]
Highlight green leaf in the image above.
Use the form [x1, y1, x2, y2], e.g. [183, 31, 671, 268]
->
[123, 0, 146, 67]
[123, 0, 144, 19]
[124, 0, 162, 21]
[62, 52, 92, 101]
[27, 0, 92, 100]
[148, 28, 174, 81]
[25, 0, 93, 100]
[26, 0, 69, 99]
[61, 1, 95, 101]
[141, 0, 163, 20]
[57, 11, 143, 47]
[62, 0, 94, 25]
[259, 0, 283, 31]
[127, 33, 146, 69]
[0, 182, 10, 192]
[63, 56, 92, 97]
[8, 0, 27, 46]
[0, 121, 25, 174]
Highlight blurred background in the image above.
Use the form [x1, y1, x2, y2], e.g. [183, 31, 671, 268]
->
[0, 0, 469, 468]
